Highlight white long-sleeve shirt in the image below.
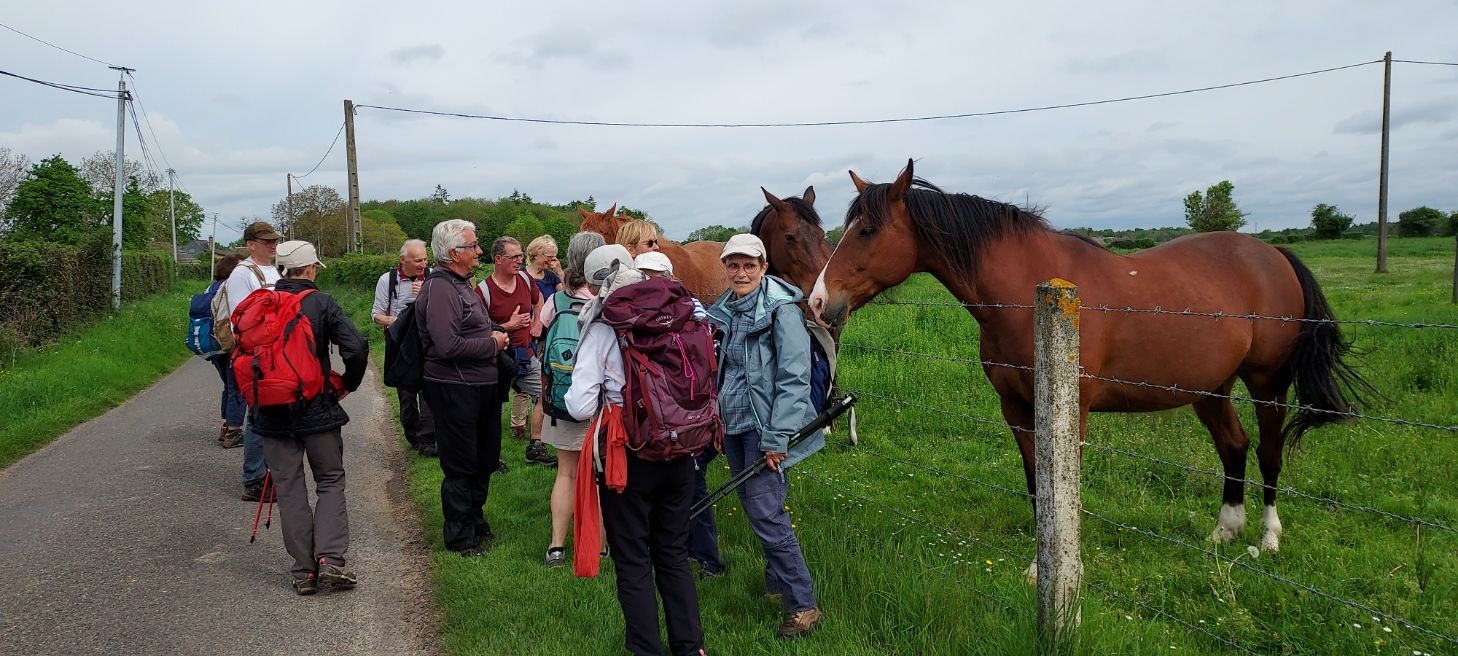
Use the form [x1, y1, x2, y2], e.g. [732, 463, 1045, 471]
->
[224, 259, 280, 314]
[565, 322, 626, 422]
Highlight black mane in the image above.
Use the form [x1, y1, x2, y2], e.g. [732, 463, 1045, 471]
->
[844, 179, 1049, 276]
[751, 195, 821, 237]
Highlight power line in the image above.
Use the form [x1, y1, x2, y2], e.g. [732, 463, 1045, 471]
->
[0, 68, 119, 99]
[290, 121, 346, 180]
[1393, 59, 1458, 67]
[0, 20, 118, 68]
[355, 59, 1382, 128]
[123, 72, 174, 173]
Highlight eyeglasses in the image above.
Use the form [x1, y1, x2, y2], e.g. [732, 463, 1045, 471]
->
[638, 239, 659, 248]
[497, 253, 525, 262]
[455, 241, 481, 251]
[725, 262, 761, 274]
[254, 238, 279, 245]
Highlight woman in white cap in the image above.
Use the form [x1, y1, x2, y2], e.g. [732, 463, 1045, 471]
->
[703, 232, 824, 639]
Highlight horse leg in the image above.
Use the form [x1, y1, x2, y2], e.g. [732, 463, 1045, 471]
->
[1000, 397, 1038, 584]
[1247, 379, 1290, 553]
[1192, 394, 1251, 544]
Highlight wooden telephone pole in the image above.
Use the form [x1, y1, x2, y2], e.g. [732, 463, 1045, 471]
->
[286, 174, 295, 240]
[1376, 51, 1392, 273]
[344, 100, 361, 254]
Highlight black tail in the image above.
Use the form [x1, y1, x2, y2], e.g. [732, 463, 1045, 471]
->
[1277, 247, 1376, 450]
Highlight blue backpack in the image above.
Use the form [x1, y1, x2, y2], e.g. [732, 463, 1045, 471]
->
[540, 291, 587, 423]
[186, 280, 224, 357]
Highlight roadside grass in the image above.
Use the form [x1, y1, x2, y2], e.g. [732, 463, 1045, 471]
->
[0, 281, 198, 469]
[330, 236, 1457, 655]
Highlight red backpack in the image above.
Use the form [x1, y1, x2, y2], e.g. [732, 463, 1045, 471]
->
[231, 288, 326, 408]
[600, 277, 722, 461]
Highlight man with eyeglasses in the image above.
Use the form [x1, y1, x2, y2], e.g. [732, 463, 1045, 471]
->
[224, 221, 282, 501]
[477, 236, 557, 466]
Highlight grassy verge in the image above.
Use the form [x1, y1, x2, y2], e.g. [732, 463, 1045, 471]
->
[329, 236, 1458, 655]
[0, 281, 199, 469]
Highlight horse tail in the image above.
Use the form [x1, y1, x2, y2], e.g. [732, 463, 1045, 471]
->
[1276, 247, 1375, 451]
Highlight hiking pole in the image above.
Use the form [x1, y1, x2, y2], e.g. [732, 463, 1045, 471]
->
[249, 470, 273, 543]
[689, 393, 856, 520]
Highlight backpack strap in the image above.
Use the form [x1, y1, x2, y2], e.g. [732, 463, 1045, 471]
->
[386, 269, 399, 317]
[241, 261, 270, 287]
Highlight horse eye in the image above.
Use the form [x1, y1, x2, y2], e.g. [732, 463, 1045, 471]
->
[859, 225, 877, 237]
[784, 233, 796, 243]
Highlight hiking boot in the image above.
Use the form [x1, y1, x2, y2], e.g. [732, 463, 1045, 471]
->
[318, 560, 357, 589]
[697, 565, 725, 581]
[777, 608, 823, 639]
[414, 443, 439, 457]
[220, 427, 245, 449]
[545, 547, 566, 568]
[241, 481, 264, 502]
[494, 460, 509, 475]
[217, 423, 227, 443]
[459, 536, 493, 557]
[525, 441, 558, 466]
[292, 573, 318, 596]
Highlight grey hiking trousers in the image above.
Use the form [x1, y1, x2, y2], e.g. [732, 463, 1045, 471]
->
[261, 428, 349, 577]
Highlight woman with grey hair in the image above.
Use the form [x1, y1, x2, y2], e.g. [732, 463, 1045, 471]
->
[537, 231, 605, 568]
[414, 219, 511, 556]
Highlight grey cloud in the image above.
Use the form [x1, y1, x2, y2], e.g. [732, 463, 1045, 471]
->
[1063, 49, 1168, 75]
[1332, 98, 1457, 135]
[391, 44, 445, 64]
[496, 30, 631, 70]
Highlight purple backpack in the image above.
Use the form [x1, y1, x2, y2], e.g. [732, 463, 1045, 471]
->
[600, 277, 723, 461]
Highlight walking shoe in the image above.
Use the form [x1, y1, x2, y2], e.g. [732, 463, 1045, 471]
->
[414, 443, 439, 457]
[217, 422, 227, 443]
[318, 560, 357, 589]
[545, 547, 566, 568]
[494, 460, 509, 475]
[220, 427, 245, 449]
[697, 565, 725, 581]
[525, 441, 558, 466]
[292, 573, 318, 596]
[241, 481, 264, 502]
[777, 607, 823, 639]
[510, 425, 527, 441]
[458, 536, 493, 557]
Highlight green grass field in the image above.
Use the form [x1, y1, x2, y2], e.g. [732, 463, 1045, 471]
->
[334, 236, 1457, 656]
[0, 281, 196, 469]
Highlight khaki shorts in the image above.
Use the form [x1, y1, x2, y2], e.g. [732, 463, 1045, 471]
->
[539, 414, 588, 451]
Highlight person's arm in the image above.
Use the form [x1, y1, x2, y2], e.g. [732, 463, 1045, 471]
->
[326, 297, 370, 392]
[371, 273, 394, 328]
[762, 304, 813, 458]
[420, 281, 496, 361]
[566, 324, 618, 421]
[224, 267, 256, 314]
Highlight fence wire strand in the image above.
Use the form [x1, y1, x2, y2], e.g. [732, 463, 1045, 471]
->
[1083, 579, 1261, 656]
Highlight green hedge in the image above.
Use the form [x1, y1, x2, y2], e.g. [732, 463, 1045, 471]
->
[0, 240, 178, 357]
[178, 261, 211, 280]
[316, 253, 398, 287]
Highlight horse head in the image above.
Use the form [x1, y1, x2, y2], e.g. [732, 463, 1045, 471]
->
[753, 185, 831, 297]
[577, 204, 628, 244]
[810, 159, 922, 328]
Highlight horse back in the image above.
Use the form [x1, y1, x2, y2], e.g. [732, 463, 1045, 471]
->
[660, 240, 731, 304]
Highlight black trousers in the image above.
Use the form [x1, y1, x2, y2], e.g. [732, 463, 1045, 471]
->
[423, 382, 501, 552]
[600, 453, 704, 656]
[397, 387, 435, 448]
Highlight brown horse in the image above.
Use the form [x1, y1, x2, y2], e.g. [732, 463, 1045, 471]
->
[753, 186, 832, 302]
[577, 205, 729, 304]
[809, 159, 1371, 555]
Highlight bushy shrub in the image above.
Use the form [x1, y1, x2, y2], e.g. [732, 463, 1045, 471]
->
[315, 254, 398, 287]
[1133, 238, 1157, 249]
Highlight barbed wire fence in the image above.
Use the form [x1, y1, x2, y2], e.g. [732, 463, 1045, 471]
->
[773, 285, 1457, 653]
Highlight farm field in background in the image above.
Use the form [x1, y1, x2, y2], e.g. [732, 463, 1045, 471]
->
[336, 236, 1457, 655]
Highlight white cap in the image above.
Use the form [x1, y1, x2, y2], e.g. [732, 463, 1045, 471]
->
[276, 240, 327, 269]
[634, 251, 673, 274]
[584, 244, 634, 287]
[720, 233, 766, 260]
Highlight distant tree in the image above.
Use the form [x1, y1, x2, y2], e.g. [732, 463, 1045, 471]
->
[271, 185, 345, 241]
[0, 147, 30, 222]
[142, 188, 206, 245]
[503, 216, 545, 249]
[685, 225, 745, 243]
[1397, 206, 1443, 237]
[1310, 203, 1354, 239]
[1445, 211, 1458, 237]
[361, 209, 408, 254]
[431, 185, 450, 204]
[1183, 180, 1246, 232]
[826, 225, 845, 246]
[542, 217, 576, 254]
[78, 150, 160, 195]
[3, 155, 103, 243]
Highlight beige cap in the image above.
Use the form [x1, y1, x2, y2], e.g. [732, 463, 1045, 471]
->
[720, 233, 766, 260]
[634, 251, 673, 273]
[276, 240, 327, 269]
[242, 221, 281, 242]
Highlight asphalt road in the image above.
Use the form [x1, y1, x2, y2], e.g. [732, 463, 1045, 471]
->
[0, 356, 438, 655]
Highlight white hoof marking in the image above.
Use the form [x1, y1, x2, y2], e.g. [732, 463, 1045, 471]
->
[1209, 503, 1246, 544]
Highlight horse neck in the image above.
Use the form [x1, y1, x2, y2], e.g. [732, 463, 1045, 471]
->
[922, 231, 1049, 325]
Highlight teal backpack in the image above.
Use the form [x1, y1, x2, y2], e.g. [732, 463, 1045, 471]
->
[541, 291, 587, 422]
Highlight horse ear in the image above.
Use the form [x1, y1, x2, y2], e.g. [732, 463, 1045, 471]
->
[577, 207, 591, 221]
[761, 187, 789, 213]
[604, 203, 618, 219]
[848, 170, 872, 193]
[802, 186, 816, 206]
[888, 158, 914, 201]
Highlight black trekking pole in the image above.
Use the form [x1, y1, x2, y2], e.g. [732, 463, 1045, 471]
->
[689, 393, 856, 520]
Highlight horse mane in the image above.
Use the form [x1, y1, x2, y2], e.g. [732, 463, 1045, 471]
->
[751, 195, 821, 237]
[846, 178, 1050, 276]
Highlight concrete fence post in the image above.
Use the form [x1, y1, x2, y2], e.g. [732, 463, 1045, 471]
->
[1034, 279, 1083, 645]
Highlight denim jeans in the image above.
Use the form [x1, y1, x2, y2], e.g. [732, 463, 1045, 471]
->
[688, 445, 726, 573]
[722, 429, 816, 612]
[242, 420, 267, 486]
[209, 355, 245, 427]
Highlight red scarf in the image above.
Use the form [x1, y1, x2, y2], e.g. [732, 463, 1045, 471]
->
[574, 403, 628, 577]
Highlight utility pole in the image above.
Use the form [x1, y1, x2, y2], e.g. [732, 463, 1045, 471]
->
[209, 212, 218, 264]
[167, 168, 178, 265]
[1376, 51, 1392, 273]
[344, 99, 361, 254]
[109, 66, 133, 310]
[286, 173, 295, 240]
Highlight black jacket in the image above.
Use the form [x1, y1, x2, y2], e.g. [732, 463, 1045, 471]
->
[248, 278, 369, 438]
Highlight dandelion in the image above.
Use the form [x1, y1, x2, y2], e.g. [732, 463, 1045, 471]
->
[985, 560, 993, 565]
[1124, 615, 1133, 621]
[1353, 623, 1362, 629]
[1383, 627, 1392, 633]
[1375, 639, 1385, 647]
[1245, 545, 1259, 559]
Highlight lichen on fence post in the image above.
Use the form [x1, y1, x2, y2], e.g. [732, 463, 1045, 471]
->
[1034, 278, 1083, 645]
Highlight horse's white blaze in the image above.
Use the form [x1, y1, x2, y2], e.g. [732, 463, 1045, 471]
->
[1260, 504, 1283, 553]
[808, 219, 855, 322]
[1210, 503, 1246, 544]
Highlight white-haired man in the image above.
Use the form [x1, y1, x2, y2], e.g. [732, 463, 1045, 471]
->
[373, 238, 436, 457]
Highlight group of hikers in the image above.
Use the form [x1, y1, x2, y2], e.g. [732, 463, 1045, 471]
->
[189, 214, 830, 655]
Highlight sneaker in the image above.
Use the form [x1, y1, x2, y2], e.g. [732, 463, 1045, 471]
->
[292, 573, 318, 596]
[318, 560, 357, 589]
[220, 427, 245, 449]
[494, 460, 509, 475]
[777, 607, 823, 639]
[414, 443, 439, 457]
[241, 482, 264, 502]
[545, 547, 566, 568]
[525, 441, 558, 466]
[697, 565, 725, 581]
[217, 423, 227, 443]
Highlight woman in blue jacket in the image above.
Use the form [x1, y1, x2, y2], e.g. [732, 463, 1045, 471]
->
[704, 233, 824, 639]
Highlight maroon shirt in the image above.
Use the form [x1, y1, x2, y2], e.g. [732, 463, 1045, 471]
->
[479, 271, 541, 348]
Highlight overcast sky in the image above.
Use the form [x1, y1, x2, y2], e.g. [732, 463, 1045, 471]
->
[3, 1, 1456, 241]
